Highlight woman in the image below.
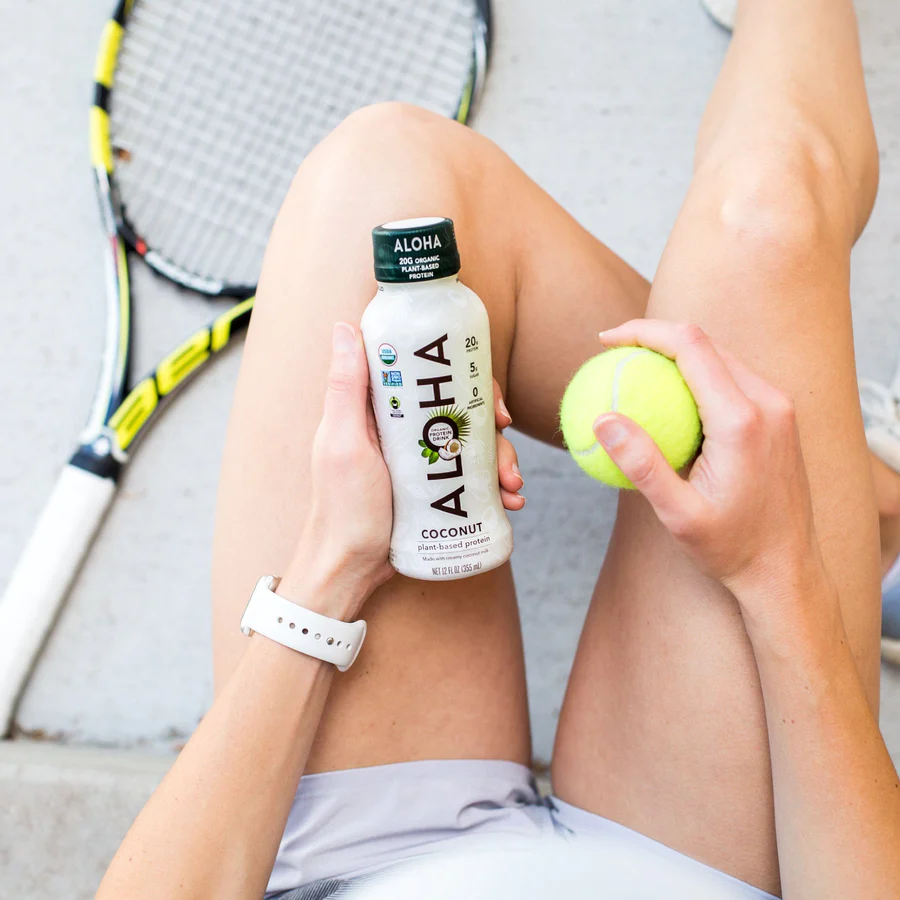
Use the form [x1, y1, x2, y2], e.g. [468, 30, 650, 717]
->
[98, 1, 900, 897]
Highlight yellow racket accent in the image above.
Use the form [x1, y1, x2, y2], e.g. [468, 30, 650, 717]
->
[211, 297, 255, 352]
[455, 77, 473, 124]
[93, 20, 124, 88]
[89, 107, 113, 172]
[155, 329, 212, 396]
[115, 238, 131, 385]
[110, 377, 158, 451]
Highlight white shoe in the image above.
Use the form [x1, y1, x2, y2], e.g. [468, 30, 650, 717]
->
[860, 372, 900, 665]
[700, 0, 737, 31]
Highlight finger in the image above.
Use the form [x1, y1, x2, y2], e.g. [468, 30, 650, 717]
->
[497, 431, 524, 493]
[593, 413, 700, 527]
[322, 322, 369, 437]
[494, 379, 512, 430]
[598, 319, 751, 434]
[502, 487, 526, 511]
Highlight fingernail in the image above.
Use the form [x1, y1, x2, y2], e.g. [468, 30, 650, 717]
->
[498, 396, 512, 424]
[332, 323, 358, 372]
[512, 463, 524, 486]
[594, 415, 629, 449]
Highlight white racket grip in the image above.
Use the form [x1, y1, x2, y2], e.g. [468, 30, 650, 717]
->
[0, 464, 116, 734]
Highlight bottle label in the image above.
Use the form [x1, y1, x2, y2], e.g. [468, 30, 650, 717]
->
[362, 275, 512, 581]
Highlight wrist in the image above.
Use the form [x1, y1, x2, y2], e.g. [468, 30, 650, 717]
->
[281, 516, 391, 619]
[277, 552, 372, 621]
[731, 556, 842, 658]
[241, 574, 368, 672]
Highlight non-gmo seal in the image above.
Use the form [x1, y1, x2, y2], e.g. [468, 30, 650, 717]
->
[378, 343, 397, 366]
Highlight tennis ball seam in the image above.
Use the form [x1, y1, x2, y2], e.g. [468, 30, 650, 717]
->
[571, 348, 650, 459]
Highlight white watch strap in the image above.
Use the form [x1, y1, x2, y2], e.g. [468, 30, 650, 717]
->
[240, 576, 366, 672]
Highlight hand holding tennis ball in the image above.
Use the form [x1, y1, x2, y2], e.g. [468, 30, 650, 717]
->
[559, 319, 824, 602]
[560, 346, 702, 488]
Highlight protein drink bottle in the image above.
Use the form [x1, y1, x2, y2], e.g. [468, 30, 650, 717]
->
[360, 216, 513, 581]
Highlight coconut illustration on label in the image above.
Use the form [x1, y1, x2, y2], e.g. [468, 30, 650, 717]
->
[419, 406, 470, 465]
[439, 439, 463, 461]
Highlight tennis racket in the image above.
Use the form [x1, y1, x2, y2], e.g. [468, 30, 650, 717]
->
[0, 0, 492, 734]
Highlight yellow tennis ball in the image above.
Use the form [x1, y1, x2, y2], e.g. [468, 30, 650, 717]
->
[560, 347, 702, 488]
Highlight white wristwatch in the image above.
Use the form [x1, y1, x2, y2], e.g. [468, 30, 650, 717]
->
[240, 575, 367, 672]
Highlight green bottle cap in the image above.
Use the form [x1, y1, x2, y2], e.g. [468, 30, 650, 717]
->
[372, 217, 460, 283]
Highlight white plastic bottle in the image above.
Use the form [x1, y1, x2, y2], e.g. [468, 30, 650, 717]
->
[361, 216, 513, 581]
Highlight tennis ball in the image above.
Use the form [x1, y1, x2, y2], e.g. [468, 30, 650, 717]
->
[560, 347, 702, 488]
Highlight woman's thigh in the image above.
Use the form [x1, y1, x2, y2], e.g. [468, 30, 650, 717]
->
[211, 102, 648, 774]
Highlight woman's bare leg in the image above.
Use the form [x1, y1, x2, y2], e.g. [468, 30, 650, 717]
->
[553, 1, 880, 894]
[211, 103, 648, 774]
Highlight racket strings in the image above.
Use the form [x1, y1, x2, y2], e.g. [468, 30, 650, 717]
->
[109, 0, 480, 288]
[116, 4, 295, 274]
[119, 2, 471, 283]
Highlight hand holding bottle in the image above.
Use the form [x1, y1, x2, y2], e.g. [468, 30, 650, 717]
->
[285, 321, 524, 608]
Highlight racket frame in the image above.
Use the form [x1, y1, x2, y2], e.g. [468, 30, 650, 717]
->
[83, 0, 255, 478]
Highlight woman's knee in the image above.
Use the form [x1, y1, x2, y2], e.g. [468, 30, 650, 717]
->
[290, 102, 488, 212]
[253, 101, 519, 358]
[695, 123, 862, 264]
[329, 101, 463, 150]
[258, 101, 517, 324]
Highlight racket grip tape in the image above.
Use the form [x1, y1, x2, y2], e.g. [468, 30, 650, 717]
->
[0, 464, 116, 735]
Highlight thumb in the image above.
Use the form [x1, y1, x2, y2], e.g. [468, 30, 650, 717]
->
[593, 414, 697, 525]
[322, 322, 369, 434]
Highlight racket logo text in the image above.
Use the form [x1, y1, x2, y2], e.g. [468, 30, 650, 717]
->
[109, 297, 253, 453]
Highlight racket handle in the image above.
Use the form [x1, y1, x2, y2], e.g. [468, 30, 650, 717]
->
[0, 464, 116, 735]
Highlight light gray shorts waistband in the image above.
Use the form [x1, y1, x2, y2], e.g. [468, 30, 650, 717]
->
[268, 759, 777, 900]
[267, 759, 551, 894]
